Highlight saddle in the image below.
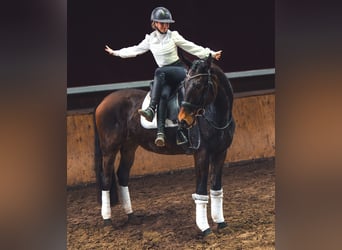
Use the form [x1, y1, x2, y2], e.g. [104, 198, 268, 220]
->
[140, 82, 184, 129]
[140, 82, 199, 152]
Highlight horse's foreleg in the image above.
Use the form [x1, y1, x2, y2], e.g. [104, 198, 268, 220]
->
[192, 193, 210, 235]
[210, 189, 224, 223]
[193, 151, 211, 236]
[210, 150, 231, 233]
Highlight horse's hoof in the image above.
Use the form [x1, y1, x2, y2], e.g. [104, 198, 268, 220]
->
[103, 219, 112, 227]
[197, 228, 217, 244]
[216, 221, 234, 234]
[127, 213, 143, 225]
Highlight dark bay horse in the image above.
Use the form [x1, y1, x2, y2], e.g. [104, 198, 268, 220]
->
[94, 55, 235, 239]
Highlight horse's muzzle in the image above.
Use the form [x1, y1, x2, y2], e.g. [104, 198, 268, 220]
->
[178, 107, 195, 128]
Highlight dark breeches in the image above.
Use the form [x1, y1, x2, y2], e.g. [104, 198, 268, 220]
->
[154, 66, 186, 100]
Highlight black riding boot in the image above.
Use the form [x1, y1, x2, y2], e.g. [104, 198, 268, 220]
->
[155, 99, 167, 147]
[138, 73, 164, 122]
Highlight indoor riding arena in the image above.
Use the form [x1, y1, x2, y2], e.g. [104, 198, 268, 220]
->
[67, 74, 275, 249]
[67, 1, 274, 248]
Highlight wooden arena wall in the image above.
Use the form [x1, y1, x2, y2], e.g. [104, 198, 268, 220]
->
[67, 94, 275, 186]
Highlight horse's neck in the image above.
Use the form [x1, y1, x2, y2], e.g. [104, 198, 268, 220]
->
[212, 67, 233, 106]
[214, 90, 230, 112]
[208, 82, 232, 122]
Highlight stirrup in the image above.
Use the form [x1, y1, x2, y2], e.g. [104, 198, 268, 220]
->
[155, 132, 165, 147]
[138, 107, 155, 122]
[176, 130, 188, 146]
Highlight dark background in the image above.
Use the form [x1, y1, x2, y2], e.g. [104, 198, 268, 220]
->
[67, 0, 274, 87]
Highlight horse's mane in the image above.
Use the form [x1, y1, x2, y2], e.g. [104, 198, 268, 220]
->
[189, 59, 207, 73]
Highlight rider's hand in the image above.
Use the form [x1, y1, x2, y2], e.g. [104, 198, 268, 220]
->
[212, 50, 222, 60]
[105, 45, 118, 56]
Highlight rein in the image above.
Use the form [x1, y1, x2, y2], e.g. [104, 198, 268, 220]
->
[185, 73, 210, 81]
[202, 113, 233, 130]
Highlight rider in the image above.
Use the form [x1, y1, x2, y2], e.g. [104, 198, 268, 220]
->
[105, 6, 222, 147]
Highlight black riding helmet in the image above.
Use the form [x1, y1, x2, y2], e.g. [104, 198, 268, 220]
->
[150, 7, 175, 23]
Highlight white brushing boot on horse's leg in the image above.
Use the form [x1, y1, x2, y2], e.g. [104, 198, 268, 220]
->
[192, 193, 212, 237]
[119, 185, 141, 224]
[210, 188, 230, 233]
[101, 190, 111, 225]
[119, 186, 133, 214]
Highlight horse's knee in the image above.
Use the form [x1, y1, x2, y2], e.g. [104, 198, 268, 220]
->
[101, 177, 112, 190]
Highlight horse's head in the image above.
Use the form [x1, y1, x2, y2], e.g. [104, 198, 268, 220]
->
[178, 55, 218, 128]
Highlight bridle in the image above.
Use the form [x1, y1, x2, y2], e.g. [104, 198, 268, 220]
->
[181, 70, 233, 130]
[181, 70, 213, 115]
